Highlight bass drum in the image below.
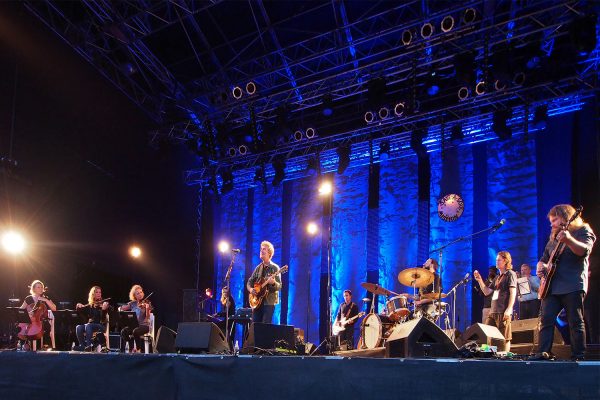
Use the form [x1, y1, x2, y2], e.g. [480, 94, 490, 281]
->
[361, 313, 394, 349]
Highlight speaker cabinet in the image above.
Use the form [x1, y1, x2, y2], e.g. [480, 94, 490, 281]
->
[511, 318, 564, 345]
[462, 323, 505, 348]
[242, 323, 295, 353]
[155, 326, 177, 353]
[384, 317, 458, 358]
[175, 322, 229, 354]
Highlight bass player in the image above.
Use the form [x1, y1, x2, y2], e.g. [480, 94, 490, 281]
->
[536, 204, 595, 361]
[246, 241, 282, 324]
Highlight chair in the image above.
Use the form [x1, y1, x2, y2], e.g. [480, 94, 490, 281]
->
[132, 313, 155, 353]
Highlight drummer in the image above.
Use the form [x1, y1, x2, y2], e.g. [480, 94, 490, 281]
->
[414, 259, 442, 318]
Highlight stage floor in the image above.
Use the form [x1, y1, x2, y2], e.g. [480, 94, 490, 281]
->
[1, 350, 599, 399]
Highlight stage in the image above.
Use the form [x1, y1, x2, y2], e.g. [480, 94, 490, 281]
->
[0, 350, 598, 399]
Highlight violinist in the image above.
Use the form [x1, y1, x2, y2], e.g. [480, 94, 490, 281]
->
[118, 284, 152, 353]
[75, 286, 109, 351]
[18, 280, 56, 350]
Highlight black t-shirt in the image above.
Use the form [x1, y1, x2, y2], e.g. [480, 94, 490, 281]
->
[490, 270, 517, 313]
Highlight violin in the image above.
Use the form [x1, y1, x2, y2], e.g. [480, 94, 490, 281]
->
[78, 297, 113, 311]
[138, 292, 154, 320]
[17, 295, 49, 341]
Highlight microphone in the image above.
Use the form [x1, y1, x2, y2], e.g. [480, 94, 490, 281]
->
[231, 249, 241, 253]
[491, 219, 506, 232]
[461, 273, 470, 284]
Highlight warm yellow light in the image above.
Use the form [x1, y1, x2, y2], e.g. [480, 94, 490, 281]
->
[218, 241, 230, 253]
[318, 181, 332, 196]
[2, 231, 26, 254]
[307, 222, 318, 235]
[129, 246, 142, 258]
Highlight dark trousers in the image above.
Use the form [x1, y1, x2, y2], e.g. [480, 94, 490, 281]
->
[539, 290, 586, 358]
[120, 325, 150, 352]
[338, 325, 355, 350]
[519, 299, 541, 320]
[252, 304, 275, 324]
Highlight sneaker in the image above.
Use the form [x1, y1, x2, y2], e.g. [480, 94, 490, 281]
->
[528, 352, 555, 361]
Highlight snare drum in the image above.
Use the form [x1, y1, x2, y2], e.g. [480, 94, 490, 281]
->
[361, 313, 394, 349]
[385, 296, 410, 322]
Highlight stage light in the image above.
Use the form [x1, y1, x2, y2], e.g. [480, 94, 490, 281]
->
[493, 109, 512, 140]
[394, 102, 405, 117]
[420, 22, 434, 39]
[462, 8, 478, 24]
[293, 130, 303, 141]
[221, 169, 234, 194]
[227, 147, 237, 157]
[232, 86, 243, 99]
[129, 246, 142, 258]
[322, 93, 334, 117]
[378, 107, 390, 120]
[238, 145, 248, 155]
[402, 30, 413, 46]
[457, 86, 469, 101]
[336, 143, 351, 174]
[379, 141, 390, 162]
[272, 158, 286, 187]
[306, 222, 318, 235]
[451, 125, 464, 141]
[475, 81, 487, 95]
[2, 231, 26, 254]
[441, 15, 455, 33]
[318, 181, 332, 196]
[305, 127, 316, 139]
[494, 79, 507, 91]
[532, 105, 548, 130]
[364, 111, 375, 124]
[245, 81, 256, 95]
[218, 241, 230, 253]
[513, 72, 526, 86]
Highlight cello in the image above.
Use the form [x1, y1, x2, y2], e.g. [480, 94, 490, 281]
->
[17, 296, 49, 341]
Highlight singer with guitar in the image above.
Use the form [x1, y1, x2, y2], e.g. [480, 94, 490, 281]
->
[536, 204, 595, 361]
[246, 241, 282, 324]
[333, 290, 359, 350]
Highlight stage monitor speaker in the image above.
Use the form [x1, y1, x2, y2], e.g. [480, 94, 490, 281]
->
[511, 318, 564, 345]
[175, 322, 229, 354]
[462, 323, 505, 348]
[242, 323, 295, 353]
[155, 326, 177, 353]
[385, 317, 459, 358]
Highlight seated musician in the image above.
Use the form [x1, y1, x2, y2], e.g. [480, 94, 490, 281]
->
[75, 286, 109, 351]
[334, 289, 359, 349]
[118, 284, 152, 353]
[415, 259, 441, 318]
[18, 280, 56, 350]
[199, 287, 217, 320]
[216, 286, 236, 348]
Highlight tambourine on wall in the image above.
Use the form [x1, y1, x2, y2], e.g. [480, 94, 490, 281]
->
[437, 193, 464, 222]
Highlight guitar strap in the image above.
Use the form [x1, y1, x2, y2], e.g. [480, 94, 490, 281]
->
[342, 302, 353, 319]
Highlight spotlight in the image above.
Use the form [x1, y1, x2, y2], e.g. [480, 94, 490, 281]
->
[379, 141, 390, 162]
[272, 158, 286, 187]
[322, 93, 334, 117]
[457, 86, 470, 101]
[378, 107, 390, 120]
[462, 8, 478, 24]
[336, 143, 351, 175]
[364, 111, 375, 124]
[129, 246, 142, 258]
[305, 127, 316, 139]
[293, 130, 303, 141]
[1, 231, 26, 254]
[475, 81, 487, 95]
[410, 129, 428, 157]
[238, 145, 248, 155]
[450, 125, 464, 141]
[421, 22, 434, 39]
[402, 30, 413, 46]
[441, 15, 455, 32]
[494, 79, 507, 91]
[513, 72, 526, 86]
[218, 241, 230, 253]
[306, 222, 318, 235]
[532, 105, 548, 130]
[394, 102, 405, 116]
[221, 169, 234, 194]
[232, 86, 243, 99]
[245, 81, 256, 95]
[492, 109, 512, 140]
[318, 181, 333, 196]
[227, 147, 237, 157]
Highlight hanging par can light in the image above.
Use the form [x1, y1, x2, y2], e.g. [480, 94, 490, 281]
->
[238, 145, 248, 155]
[364, 111, 375, 124]
[394, 102, 405, 117]
[305, 127, 316, 139]
[421, 22, 434, 39]
[232, 86, 243, 99]
[293, 130, 303, 141]
[462, 8, 477, 24]
[402, 30, 413, 46]
[378, 107, 390, 120]
[457, 86, 470, 101]
[475, 81, 487, 95]
[494, 79, 507, 91]
[513, 72, 526, 86]
[441, 15, 455, 33]
[245, 81, 256, 95]
[227, 147, 237, 157]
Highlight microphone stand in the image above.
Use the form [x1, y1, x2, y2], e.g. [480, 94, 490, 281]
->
[430, 222, 503, 331]
[224, 251, 237, 353]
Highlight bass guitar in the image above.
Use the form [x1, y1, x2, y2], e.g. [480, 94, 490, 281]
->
[249, 265, 288, 309]
[538, 206, 582, 299]
[332, 312, 365, 336]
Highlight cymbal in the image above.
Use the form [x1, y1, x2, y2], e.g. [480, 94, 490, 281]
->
[360, 282, 392, 296]
[398, 267, 434, 288]
[419, 292, 448, 300]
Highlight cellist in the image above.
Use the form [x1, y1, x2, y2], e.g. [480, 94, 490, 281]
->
[18, 280, 56, 350]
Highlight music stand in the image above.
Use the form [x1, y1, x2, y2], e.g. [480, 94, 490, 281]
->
[53, 310, 87, 350]
[6, 307, 31, 324]
[118, 311, 139, 330]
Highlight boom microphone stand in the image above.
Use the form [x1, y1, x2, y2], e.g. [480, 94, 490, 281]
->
[223, 250, 238, 352]
[429, 219, 505, 330]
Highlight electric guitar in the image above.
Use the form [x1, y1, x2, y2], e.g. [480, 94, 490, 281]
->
[538, 206, 582, 299]
[332, 312, 365, 335]
[248, 265, 288, 309]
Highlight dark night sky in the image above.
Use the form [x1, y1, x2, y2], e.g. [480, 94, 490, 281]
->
[0, 2, 202, 329]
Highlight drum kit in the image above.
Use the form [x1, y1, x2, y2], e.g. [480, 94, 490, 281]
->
[358, 267, 450, 350]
